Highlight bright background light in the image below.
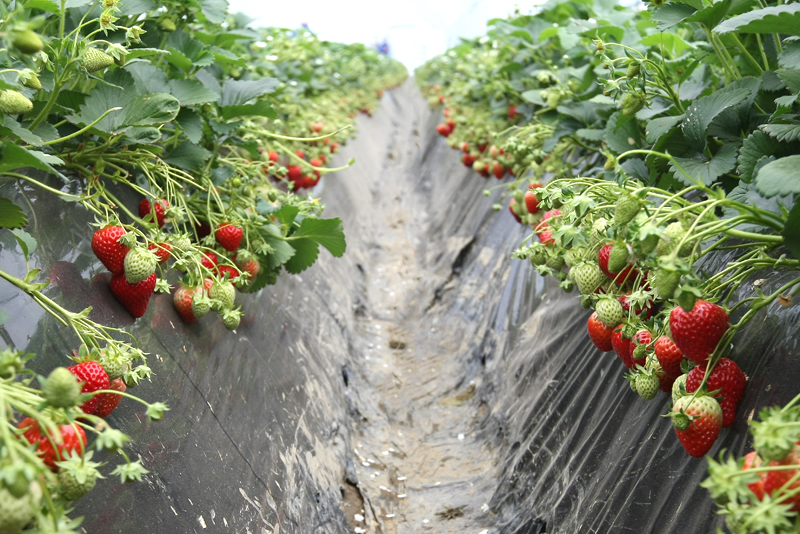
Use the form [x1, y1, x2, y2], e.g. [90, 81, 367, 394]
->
[226, 0, 530, 69]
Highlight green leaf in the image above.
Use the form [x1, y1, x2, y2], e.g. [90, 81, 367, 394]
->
[686, 0, 732, 29]
[122, 93, 179, 126]
[714, 3, 800, 35]
[639, 32, 696, 57]
[23, 0, 59, 13]
[0, 196, 27, 229]
[162, 141, 210, 170]
[219, 78, 279, 107]
[176, 108, 203, 144]
[646, 115, 684, 144]
[755, 155, 800, 197]
[273, 205, 299, 226]
[652, 3, 697, 31]
[292, 218, 346, 257]
[168, 79, 220, 106]
[284, 238, 319, 274]
[671, 144, 738, 186]
[11, 229, 36, 260]
[681, 88, 751, 147]
[520, 89, 545, 106]
[782, 200, 800, 260]
[220, 101, 276, 121]
[761, 123, 800, 142]
[575, 128, 605, 141]
[198, 0, 228, 24]
[118, 0, 156, 15]
[0, 143, 65, 179]
[738, 130, 792, 182]
[778, 40, 800, 69]
[604, 111, 642, 154]
[263, 235, 295, 268]
[0, 117, 43, 146]
[777, 69, 800, 93]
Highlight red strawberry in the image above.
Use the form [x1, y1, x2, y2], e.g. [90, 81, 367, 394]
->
[461, 153, 475, 167]
[110, 272, 156, 318]
[148, 242, 171, 264]
[218, 264, 240, 280]
[742, 451, 766, 501]
[138, 198, 169, 227]
[655, 335, 684, 377]
[330, 142, 340, 153]
[234, 256, 260, 280]
[685, 357, 746, 427]
[598, 244, 639, 285]
[477, 143, 488, 152]
[174, 284, 201, 323]
[215, 223, 243, 252]
[195, 221, 211, 239]
[669, 300, 729, 364]
[492, 163, 505, 179]
[68, 361, 110, 415]
[611, 324, 634, 368]
[95, 377, 126, 418]
[201, 251, 218, 271]
[267, 151, 279, 163]
[631, 330, 652, 367]
[436, 123, 452, 137]
[587, 312, 614, 351]
[91, 225, 130, 274]
[17, 418, 87, 471]
[524, 190, 539, 215]
[319, 155, 327, 164]
[764, 444, 800, 511]
[618, 294, 653, 320]
[287, 164, 303, 183]
[309, 157, 322, 168]
[446, 118, 456, 130]
[508, 199, 522, 224]
[672, 393, 722, 458]
[295, 149, 306, 160]
[508, 105, 518, 119]
[438, 95, 445, 103]
[460, 142, 470, 152]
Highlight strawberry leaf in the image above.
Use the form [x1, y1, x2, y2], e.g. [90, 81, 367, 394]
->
[714, 3, 800, 36]
[11, 229, 36, 261]
[292, 218, 346, 257]
[671, 144, 738, 186]
[0, 196, 27, 229]
[284, 238, 319, 274]
[782, 200, 800, 260]
[681, 88, 751, 148]
[755, 155, 800, 197]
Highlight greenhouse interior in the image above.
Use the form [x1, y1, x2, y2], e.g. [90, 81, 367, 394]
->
[0, 0, 799, 532]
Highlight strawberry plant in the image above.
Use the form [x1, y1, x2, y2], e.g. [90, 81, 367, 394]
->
[0, 0, 405, 530]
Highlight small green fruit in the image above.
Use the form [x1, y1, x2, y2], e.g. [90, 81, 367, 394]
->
[81, 48, 115, 73]
[0, 91, 33, 115]
[43, 367, 82, 408]
[11, 29, 44, 54]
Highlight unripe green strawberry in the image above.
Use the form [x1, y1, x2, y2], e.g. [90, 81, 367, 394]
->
[530, 250, 547, 266]
[18, 69, 41, 90]
[11, 29, 44, 54]
[607, 242, 630, 273]
[614, 194, 641, 226]
[672, 373, 688, 403]
[171, 236, 192, 254]
[639, 234, 659, 255]
[81, 48, 114, 73]
[595, 297, 624, 327]
[0, 483, 40, 534]
[656, 222, 692, 256]
[654, 268, 681, 299]
[209, 280, 235, 311]
[221, 309, 242, 330]
[56, 453, 101, 501]
[545, 254, 565, 271]
[570, 262, 605, 294]
[0, 91, 33, 115]
[98, 349, 127, 381]
[191, 293, 211, 319]
[43, 367, 81, 408]
[123, 248, 157, 284]
[635, 371, 659, 400]
[626, 61, 640, 78]
[603, 156, 616, 171]
[564, 247, 585, 268]
[159, 19, 177, 32]
[546, 91, 561, 109]
[621, 92, 645, 115]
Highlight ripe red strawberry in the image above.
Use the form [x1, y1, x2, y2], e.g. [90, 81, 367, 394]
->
[267, 151, 279, 164]
[477, 143, 488, 153]
[669, 300, 729, 364]
[587, 312, 614, 351]
[215, 223, 243, 252]
[742, 451, 766, 501]
[319, 155, 327, 164]
[508, 105, 518, 119]
[446, 118, 456, 130]
[91, 225, 130, 273]
[685, 357, 746, 427]
[17, 418, 87, 471]
[138, 198, 169, 227]
[68, 361, 110, 415]
[672, 393, 722, 458]
[598, 244, 638, 285]
[612, 324, 634, 368]
[524, 190, 539, 214]
[436, 124, 452, 137]
[287, 164, 303, 183]
[174, 284, 202, 323]
[309, 157, 322, 168]
[655, 335, 684, 377]
[295, 149, 306, 160]
[764, 444, 800, 511]
[195, 221, 211, 239]
[110, 272, 156, 318]
[148, 242, 171, 264]
[95, 377, 126, 418]
[492, 163, 505, 179]
[217, 265, 240, 280]
[201, 251, 218, 271]
[460, 142, 470, 152]
[632, 330, 652, 367]
[461, 153, 475, 167]
[508, 199, 522, 223]
[618, 294, 654, 320]
[330, 141, 340, 153]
